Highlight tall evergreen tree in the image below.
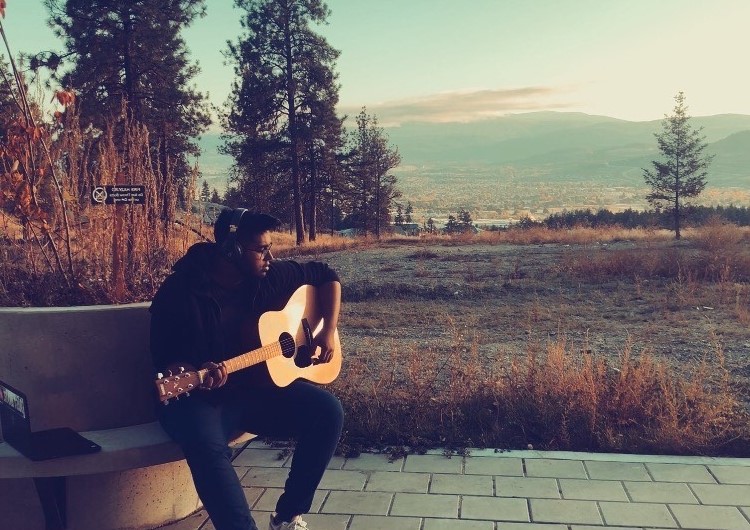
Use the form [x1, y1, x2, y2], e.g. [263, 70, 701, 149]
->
[200, 179, 211, 202]
[44, 0, 211, 189]
[341, 108, 401, 238]
[643, 92, 713, 240]
[223, 0, 341, 245]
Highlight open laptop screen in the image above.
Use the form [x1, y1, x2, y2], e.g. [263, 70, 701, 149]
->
[0, 379, 101, 460]
[0, 380, 31, 442]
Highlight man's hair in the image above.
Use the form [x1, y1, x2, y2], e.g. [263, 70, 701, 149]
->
[214, 208, 282, 245]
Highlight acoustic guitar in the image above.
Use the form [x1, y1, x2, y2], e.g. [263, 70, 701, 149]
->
[154, 284, 342, 404]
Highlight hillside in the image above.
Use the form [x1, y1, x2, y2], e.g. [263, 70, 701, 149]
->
[384, 112, 750, 186]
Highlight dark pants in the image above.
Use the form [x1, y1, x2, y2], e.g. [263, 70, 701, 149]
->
[159, 381, 344, 530]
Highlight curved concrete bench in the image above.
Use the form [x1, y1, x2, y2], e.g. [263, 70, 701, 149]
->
[0, 303, 252, 530]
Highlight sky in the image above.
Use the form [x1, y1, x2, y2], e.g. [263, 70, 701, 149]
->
[2, 0, 750, 127]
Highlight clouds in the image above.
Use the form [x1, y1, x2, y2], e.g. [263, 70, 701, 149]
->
[339, 87, 575, 127]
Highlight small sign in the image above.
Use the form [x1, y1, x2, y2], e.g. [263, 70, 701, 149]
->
[91, 185, 145, 205]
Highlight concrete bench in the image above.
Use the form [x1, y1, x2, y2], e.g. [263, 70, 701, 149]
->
[0, 303, 251, 530]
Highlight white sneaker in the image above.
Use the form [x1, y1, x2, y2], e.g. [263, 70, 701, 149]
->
[268, 513, 308, 530]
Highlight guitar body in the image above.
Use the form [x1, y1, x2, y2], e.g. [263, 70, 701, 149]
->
[260, 284, 342, 387]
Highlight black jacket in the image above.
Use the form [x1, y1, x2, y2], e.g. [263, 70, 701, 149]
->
[149, 242, 340, 394]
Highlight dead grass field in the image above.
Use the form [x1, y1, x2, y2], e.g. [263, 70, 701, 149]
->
[297, 232, 750, 406]
[285, 227, 750, 455]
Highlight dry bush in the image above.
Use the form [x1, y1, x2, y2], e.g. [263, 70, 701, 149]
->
[0, 113, 205, 306]
[475, 226, 673, 246]
[330, 327, 750, 456]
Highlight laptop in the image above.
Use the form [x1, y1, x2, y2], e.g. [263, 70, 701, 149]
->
[0, 379, 101, 461]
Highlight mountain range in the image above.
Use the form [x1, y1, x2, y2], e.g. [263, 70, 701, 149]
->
[198, 112, 750, 190]
[384, 112, 750, 187]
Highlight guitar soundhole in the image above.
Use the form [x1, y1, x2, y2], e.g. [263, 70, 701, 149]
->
[295, 345, 313, 368]
[279, 332, 295, 358]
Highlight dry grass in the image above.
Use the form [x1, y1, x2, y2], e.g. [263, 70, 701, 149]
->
[330, 326, 750, 457]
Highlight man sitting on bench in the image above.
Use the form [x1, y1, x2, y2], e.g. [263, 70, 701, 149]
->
[150, 208, 344, 530]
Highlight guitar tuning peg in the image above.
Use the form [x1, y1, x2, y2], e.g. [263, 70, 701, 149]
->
[185, 392, 191, 397]
[179, 366, 185, 373]
[156, 372, 164, 379]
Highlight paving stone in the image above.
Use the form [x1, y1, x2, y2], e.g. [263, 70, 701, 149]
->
[559, 478, 628, 501]
[525, 459, 587, 479]
[584, 460, 651, 481]
[327, 455, 346, 469]
[403, 454, 463, 474]
[318, 469, 368, 490]
[624, 480, 698, 503]
[161, 511, 207, 530]
[496, 476, 560, 499]
[460, 495, 529, 522]
[301, 513, 350, 530]
[529, 498, 602, 525]
[430, 473, 493, 495]
[232, 447, 289, 467]
[708, 465, 750, 485]
[571, 527, 642, 530]
[645, 462, 716, 483]
[670, 504, 750, 530]
[251, 487, 326, 512]
[690, 483, 750, 506]
[343, 453, 405, 471]
[243, 486, 264, 508]
[240, 467, 289, 488]
[390, 492, 459, 518]
[366, 471, 430, 493]
[599, 501, 677, 528]
[465, 456, 524, 476]
[425, 519, 494, 530]
[322, 491, 393, 515]
[497, 523, 564, 530]
[350, 515, 421, 530]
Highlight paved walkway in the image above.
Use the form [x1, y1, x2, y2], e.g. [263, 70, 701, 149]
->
[163, 442, 750, 530]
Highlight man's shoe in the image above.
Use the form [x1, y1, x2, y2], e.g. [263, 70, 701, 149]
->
[268, 513, 308, 530]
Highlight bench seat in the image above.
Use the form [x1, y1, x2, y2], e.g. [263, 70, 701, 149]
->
[0, 422, 255, 479]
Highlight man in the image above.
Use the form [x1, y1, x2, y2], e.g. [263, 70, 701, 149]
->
[150, 208, 344, 530]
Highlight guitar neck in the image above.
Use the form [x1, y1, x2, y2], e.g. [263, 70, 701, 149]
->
[221, 341, 285, 375]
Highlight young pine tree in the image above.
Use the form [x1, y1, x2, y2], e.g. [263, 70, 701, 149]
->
[643, 92, 713, 239]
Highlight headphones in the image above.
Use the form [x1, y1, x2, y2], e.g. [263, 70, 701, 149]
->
[220, 208, 247, 263]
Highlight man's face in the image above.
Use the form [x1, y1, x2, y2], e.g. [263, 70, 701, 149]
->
[237, 231, 274, 278]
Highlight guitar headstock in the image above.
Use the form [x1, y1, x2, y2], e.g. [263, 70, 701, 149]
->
[155, 368, 201, 404]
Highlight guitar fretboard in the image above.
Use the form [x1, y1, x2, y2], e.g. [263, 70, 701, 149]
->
[222, 342, 283, 374]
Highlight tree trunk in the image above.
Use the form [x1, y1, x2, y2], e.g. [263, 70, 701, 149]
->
[284, 15, 305, 245]
[309, 143, 317, 241]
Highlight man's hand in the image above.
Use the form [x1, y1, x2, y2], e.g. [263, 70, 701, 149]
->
[313, 327, 337, 364]
[200, 361, 228, 389]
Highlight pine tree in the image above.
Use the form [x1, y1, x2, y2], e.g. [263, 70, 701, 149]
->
[44, 0, 211, 188]
[200, 180, 211, 202]
[394, 203, 404, 225]
[405, 201, 413, 223]
[341, 107, 401, 238]
[458, 208, 474, 231]
[643, 92, 713, 239]
[223, 0, 341, 245]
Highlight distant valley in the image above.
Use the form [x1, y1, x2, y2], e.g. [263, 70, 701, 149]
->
[197, 111, 750, 223]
